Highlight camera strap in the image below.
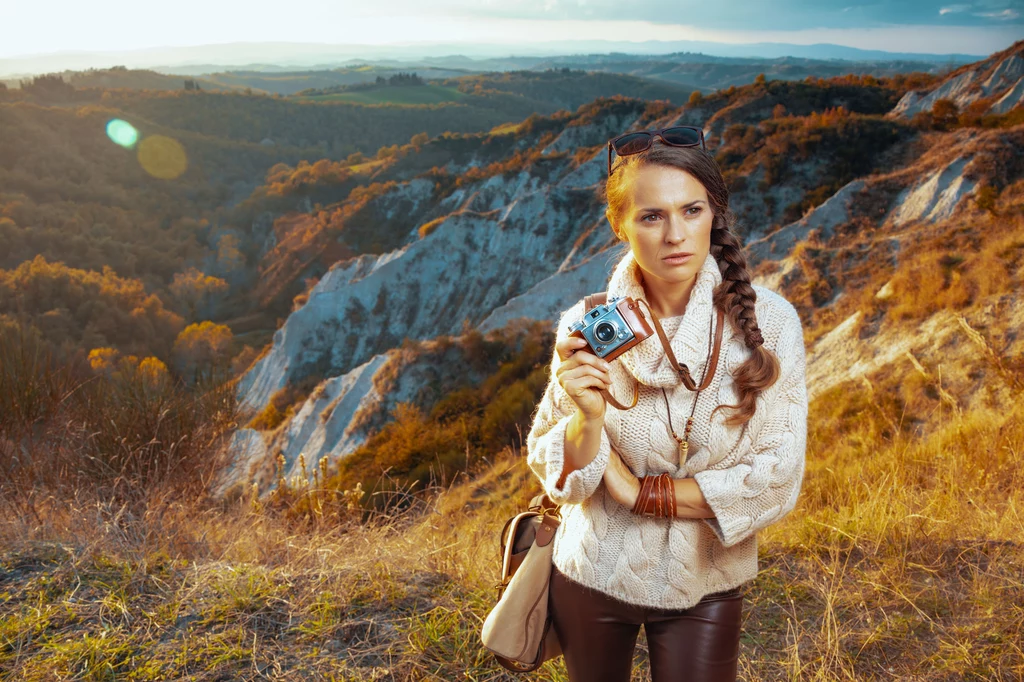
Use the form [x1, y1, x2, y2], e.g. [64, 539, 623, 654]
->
[585, 292, 725, 401]
[636, 298, 725, 392]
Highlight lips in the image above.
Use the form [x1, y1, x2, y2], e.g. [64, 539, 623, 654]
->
[663, 252, 693, 261]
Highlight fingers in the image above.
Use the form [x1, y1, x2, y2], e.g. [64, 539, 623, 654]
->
[558, 358, 611, 382]
[562, 373, 608, 398]
[555, 335, 587, 362]
[558, 364, 612, 394]
[557, 338, 612, 372]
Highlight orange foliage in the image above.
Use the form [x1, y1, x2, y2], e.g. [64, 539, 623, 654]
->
[169, 267, 229, 318]
[263, 158, 355, 196]
[88, 347, 120, 373]
[138, 356, 170, 386]
[0, 255, 184, 358]
[172, 320, 233, 378]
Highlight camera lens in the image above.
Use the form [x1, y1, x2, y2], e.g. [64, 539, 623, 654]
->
[595, 322, 616, 343]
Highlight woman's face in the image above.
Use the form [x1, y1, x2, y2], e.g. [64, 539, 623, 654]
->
[611, 163, 715, 292]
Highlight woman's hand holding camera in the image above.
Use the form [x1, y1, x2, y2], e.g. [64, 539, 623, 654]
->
[555, 336, 612, 422]
[554, 336, 642, 509]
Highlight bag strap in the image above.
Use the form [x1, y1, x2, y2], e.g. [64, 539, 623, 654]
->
[529, 492, 561, 516]
[584, 291, 726, 400]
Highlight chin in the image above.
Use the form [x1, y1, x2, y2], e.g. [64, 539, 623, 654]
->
[653, 262, 696, 280]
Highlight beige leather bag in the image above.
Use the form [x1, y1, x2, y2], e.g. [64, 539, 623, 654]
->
[480, 492, 563, 672]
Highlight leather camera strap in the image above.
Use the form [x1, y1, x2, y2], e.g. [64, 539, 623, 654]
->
[636, 298, 725, 392]
[587, 292, 725, 409]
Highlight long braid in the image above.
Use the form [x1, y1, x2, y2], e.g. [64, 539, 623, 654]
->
[709, 208, 763, 348]
[708, 208, 779, 426]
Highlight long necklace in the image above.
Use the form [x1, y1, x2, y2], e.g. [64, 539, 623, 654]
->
[661, 308, 716, 463]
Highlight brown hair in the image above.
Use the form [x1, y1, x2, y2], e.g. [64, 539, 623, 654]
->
[604, 141, 780, 427]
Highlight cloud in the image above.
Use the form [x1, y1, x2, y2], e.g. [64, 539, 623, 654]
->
[976, 8, 1020, 19]
[442, 0, 1024, 31]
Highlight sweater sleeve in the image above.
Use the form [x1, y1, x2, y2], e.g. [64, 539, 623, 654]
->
[693, 304, 808, 548]
[525, 304, 612, 506]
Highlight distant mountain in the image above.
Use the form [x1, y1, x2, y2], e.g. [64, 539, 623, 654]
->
[0, 38, 988, 81]
[4, 54, 957, 99]
[59, 67, 232, 92]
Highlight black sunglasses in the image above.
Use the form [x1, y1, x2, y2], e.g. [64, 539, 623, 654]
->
[606, 126, 706, 176]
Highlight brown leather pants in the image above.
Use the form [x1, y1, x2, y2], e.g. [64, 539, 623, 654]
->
[549, 565, 744, 682]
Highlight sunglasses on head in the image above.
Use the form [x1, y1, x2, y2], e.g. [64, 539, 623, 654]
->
[606, 126, 706, 176]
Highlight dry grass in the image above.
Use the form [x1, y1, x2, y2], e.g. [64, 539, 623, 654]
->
[793, 174, 1024, 348]
[2, 370, 1023, 680]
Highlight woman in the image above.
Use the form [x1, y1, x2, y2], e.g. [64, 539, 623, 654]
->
[526, 127, 809, 682]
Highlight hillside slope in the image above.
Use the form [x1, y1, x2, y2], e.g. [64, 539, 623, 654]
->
[225, 45, 1024, 495]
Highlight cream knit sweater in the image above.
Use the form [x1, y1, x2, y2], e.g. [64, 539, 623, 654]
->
[526, 247, 808, 610]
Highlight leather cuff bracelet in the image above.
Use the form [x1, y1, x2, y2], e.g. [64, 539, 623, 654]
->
[631, 473, 677, 518]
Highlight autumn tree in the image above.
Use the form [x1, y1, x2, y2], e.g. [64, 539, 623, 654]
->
[89, 347, 121, 374]
[138, 356, 171, 390]
[0, 255, 184, 359]
[172, 321, 233, 382]
[376, 143, 399, 160]
[169, 267, 229, 320]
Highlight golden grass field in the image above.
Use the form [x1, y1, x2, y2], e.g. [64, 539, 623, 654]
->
[2, 365, 1021, 681]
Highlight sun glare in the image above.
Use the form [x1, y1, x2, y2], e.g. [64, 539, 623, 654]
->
[137, 135, 188, 180]
[105, 118, 138, 148]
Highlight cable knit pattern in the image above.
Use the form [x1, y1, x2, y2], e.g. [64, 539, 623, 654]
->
[525, 248, 808, 610]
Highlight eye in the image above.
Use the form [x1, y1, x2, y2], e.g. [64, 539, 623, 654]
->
[641, 213, 660, 223]
[686, 206, 702, 216]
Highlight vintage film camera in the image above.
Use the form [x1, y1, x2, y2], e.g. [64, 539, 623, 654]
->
[567, 294, 654, 363]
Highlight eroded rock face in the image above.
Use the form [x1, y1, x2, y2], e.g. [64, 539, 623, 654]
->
[891, 50, 1024, 117]
[479, 249, 623, 333]
[746, 124, 1002, 284]
[746, 179, 866, 264]
[236, 186, 608, 413]
[266, 352, 391, 485]
[804, 296, 1024, 414]
[888, 157, 976, 227]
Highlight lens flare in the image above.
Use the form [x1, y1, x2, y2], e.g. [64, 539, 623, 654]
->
[137, 135, 188, 180]
[106, 119, 138, 148]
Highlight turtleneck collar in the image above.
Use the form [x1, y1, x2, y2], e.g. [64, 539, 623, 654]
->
[605, 248, 726, 388]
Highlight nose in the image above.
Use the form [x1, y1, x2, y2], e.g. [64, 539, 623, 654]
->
[663, 214, 686, 244]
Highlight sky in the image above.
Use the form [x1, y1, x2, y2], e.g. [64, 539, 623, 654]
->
[3, 0, 1022, 58]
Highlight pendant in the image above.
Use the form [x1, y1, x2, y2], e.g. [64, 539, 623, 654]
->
[680, 416, 694, 462]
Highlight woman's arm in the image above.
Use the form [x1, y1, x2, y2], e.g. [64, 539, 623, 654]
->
[557, 409, 607, 489]
[603, 448, 714, 518]
[526, 304, 613, 506]
[673, 478, 715, 518]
